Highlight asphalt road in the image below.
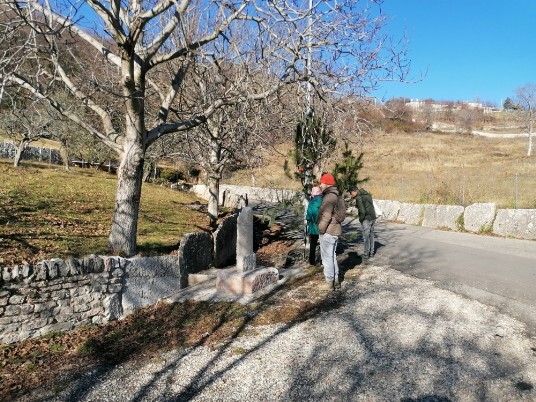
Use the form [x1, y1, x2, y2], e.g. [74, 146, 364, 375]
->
[345, 218, 536, 336]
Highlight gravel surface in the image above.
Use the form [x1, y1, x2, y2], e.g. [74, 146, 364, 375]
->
[24, 263, 536, 401]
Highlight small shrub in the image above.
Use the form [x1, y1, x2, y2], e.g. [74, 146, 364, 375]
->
[456, 214, 464, 231]
[49, 341, 66, 354]
[160, 168, 185, 183]
[187, 166, 201, 179]
[41, 330, 63, 339]
[77, 338, 100, 355]
[232, 347, 247, 355]
[479, 223, 493, 234]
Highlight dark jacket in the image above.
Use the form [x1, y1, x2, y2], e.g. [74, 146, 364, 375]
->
[355, 188, 376, 223]
[306, 195, 322, 235]
[317, 186, 342, 236]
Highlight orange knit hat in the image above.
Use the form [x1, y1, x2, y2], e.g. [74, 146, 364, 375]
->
[319, 174, 335, 185]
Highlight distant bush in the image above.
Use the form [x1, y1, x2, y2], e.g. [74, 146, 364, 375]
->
[160, 168, 185, 183]
[359, 101, 424, 133]
[188, 167, 201, 179]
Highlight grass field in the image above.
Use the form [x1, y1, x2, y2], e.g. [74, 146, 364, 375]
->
[228, 130, 536, 208]
[0, 159, 209, 265]
[2, 127, 535, 263]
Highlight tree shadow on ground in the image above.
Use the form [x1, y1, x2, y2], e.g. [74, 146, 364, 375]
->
[48, 270, 345, 402]
[9, 212, 536, 401]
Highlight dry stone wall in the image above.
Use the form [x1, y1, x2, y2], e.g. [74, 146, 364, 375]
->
[0, 256, 124, 344]
[1, 230, 216, 344]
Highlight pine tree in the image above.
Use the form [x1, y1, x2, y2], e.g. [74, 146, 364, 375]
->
[503, 97, 514, 111]
[287, 110, 336, 195]
[332, 141, 368, 194]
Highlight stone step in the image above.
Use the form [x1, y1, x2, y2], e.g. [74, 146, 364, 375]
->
[188, 269, 218, 286]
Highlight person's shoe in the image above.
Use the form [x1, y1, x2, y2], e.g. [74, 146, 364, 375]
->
[333, 279, 341, 290]
[318, 281, 334, 291]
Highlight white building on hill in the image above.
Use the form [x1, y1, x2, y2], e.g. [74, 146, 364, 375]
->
[405, 99, 497, 113]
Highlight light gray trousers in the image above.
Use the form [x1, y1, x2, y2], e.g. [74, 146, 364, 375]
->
[362, 219, 376, 256]
[319, 233, 339, 282]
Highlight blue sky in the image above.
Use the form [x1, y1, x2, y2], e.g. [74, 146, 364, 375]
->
[375, 0, 536, 106]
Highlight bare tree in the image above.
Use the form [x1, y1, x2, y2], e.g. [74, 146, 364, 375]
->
[457, 105, 482, 134]
[515, 83, 536, 156]
[1, 1, 409, 256]
[421, 102, 435, 129]
[172, 64, 283, 223]
[0, 100, 54, 166]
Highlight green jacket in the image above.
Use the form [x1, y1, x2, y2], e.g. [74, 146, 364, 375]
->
[355, 188, 376, 223]
[305, 195, 322, 235]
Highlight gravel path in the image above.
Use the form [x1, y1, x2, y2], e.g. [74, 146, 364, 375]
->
[27, 264, 536, 401]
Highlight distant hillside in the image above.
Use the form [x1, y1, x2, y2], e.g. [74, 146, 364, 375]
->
[227, 129, 536, 208]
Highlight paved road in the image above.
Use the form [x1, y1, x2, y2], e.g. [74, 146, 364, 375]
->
[346, 219, 536, 336]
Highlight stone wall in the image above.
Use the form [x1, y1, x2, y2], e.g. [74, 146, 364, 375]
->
[493, 209, 536, 239]
[0, 256, 124, 344]
[192, 184, 300, 208]
[373, 199, 536, 240]
[192, 184, 536, 241]
[0, 141, 62, 165]
[1, 230, 216, 344]
[422, 205, 465, 231]
[464, 203, 496, 232]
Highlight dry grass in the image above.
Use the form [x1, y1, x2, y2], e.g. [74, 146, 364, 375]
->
[359, 131, 536, 207]
[227, 130, 536, 208]
[227, 143, 302, 190]
[0, 159, 210, 265]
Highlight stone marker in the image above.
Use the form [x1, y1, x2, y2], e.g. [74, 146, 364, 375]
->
[213, 214, 237, 268]
[216, 207, 278, 296]
[236, 207, 256, 272]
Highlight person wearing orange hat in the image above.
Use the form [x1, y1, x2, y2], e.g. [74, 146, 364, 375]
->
[317, 173, 345, 290]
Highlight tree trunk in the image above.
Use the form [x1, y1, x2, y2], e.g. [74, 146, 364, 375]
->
[59, 142, 70, 170]
[207, 175, 220, 225]
[142, 160, 153, 182]
[207, 135, 222, 225]
[13, 139, 28, 167]
[528, 114, 533, 157]
[108, 50, 147, 256]
[108, 140, 145, 257]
